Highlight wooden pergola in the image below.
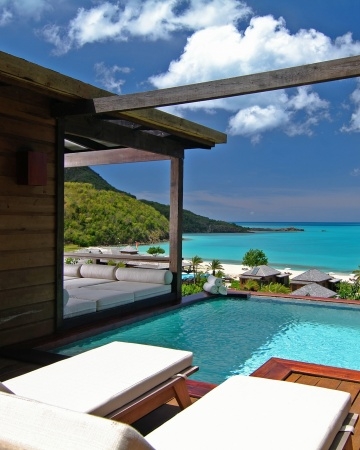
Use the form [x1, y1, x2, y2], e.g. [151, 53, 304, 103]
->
[1, 51, 359, 344]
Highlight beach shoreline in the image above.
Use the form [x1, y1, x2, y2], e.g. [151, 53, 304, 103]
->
[198, 261, 355, 283]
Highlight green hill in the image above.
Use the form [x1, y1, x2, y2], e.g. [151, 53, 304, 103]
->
[65, 167, 135, 197]
[64, 182, 169, 246]
[64, 167, 249, 246]
[140, 200, 248, 233]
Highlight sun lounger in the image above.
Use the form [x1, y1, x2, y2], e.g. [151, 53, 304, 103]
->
[1, 342, 197, 424]
[146, 375, 357, 450]
[0, 375, 357, 450]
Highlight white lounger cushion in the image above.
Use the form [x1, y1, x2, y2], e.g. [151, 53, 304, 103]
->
[0, 392, 155, 450]
[67, 288, 134, 311]
[3, 342, 193, 418]
[90, 281, 171, 301]
[146, 375, 351, 450]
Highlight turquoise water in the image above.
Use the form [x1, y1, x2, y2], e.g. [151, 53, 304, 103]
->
[55, 297, 360, 384]
[137, 222, 360, 274]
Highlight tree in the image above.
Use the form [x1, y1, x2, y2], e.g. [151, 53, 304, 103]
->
[352, 266, 360, 280]
[242, 249, 268, 267]
[191, 255, 203, 284]
[206, 259, 224, 276]
[146, 246, 165, 257]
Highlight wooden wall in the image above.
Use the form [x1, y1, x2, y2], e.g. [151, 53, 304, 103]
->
[0, 84, 58, 347]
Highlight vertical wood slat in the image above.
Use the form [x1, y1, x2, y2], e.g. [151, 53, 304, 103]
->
[169, 156, 184, 300]
[0, 88, 57, 347]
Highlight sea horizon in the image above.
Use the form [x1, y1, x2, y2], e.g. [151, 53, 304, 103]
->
[136, 222, 360, 275]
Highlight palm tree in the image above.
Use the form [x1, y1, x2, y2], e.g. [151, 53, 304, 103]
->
[352, 265, 360, 280]
[206, 259, 224, 276]
[191, 255, 203, 284]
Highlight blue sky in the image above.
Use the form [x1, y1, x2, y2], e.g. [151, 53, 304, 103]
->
[1, 0, 360, 222]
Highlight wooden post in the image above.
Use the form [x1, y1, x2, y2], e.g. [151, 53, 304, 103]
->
[169, 157, 184, 300]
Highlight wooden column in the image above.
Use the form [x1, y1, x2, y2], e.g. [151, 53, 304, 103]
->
[169, 156, 184, 300]
[56, 118, 65, 329]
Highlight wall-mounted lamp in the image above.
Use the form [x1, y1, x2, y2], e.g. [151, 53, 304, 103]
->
[16, 148, 47, 186]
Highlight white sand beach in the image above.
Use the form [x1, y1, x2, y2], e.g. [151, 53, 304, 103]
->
[198, 262, 355, 283]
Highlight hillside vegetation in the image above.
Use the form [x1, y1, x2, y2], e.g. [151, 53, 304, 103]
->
[64, 167, 249, 246]
[65, 182, 169, 246]
[141, 200, 248, 233]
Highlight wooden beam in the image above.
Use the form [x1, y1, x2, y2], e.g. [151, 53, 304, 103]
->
[65, 116, 185, 158]
[169, 157, 184, 300]
[0, 51, 226, 146]
[65, 148, 170, 167]
[53, 55, 360, 116]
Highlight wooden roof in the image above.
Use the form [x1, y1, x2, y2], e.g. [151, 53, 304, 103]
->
[0, 51, 227, 167]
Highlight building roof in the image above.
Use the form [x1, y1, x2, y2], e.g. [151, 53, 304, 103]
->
[241, 265, 281, 277]
[0, 51, 227, 168]
[291, 268, 332, 282]
[291, 283, 337, 298]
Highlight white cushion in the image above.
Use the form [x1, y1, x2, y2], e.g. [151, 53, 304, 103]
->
[0, 392, 154, 450]
[64, 278, 114, 289]
[3, 342, 193, 418]
[64, 297, 97, 318]
[63, 264, 82, 278]
[67, 288, 134, 311]
[146, 375, 351, 450]
[90, 281, 171, 301]
[80, 264, 117, 280]
[116, 268, 173, 285]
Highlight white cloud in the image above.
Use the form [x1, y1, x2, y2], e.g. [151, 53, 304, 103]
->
[150, 14, 360, 141]
[94, 62, 131, 94]
[0, 0, 53, 22]
[41, 0, 251, 54]
[0, 8, 12, 25]
[351, 168, 360, 177]
[341, 80, 360, 133]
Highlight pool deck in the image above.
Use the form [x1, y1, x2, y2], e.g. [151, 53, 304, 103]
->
[1, 293, 360, 447]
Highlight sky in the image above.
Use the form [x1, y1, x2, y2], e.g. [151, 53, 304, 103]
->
[1, 0, 360, 222]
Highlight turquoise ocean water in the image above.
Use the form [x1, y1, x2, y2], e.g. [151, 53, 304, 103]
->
[138, 222, 360, 274]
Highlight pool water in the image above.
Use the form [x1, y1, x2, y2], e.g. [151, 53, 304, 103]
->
[54, 297, 360, 384]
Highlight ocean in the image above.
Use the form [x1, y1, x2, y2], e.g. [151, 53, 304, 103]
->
[138, 222, 360, 275]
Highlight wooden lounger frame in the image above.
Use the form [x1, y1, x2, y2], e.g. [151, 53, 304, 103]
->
[106, 365, 198, 424]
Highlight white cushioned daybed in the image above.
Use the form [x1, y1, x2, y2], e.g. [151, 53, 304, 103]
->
[0, 373, 356, 450]
[63, 264, 173, 318]
[2, 342, 196, 424]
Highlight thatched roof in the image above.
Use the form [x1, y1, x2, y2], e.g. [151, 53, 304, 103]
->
[291, 283, 337, 298]
[291, 268, 332, 283]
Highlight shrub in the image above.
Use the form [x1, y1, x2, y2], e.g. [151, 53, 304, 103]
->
[243, 279, 259, 291]
[182, 283, 203, 296]
[260, 282, 291, 294]
[147, 246, 165, 257]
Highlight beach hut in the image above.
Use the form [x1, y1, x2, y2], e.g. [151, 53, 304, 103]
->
[290, 269, 340, 292]
[291, 283, 337, 298]
[0, 51, 225, 346]
[240, 265, 289, 286]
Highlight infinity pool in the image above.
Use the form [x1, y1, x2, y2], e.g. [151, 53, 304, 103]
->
[54, 297, 360, 384]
